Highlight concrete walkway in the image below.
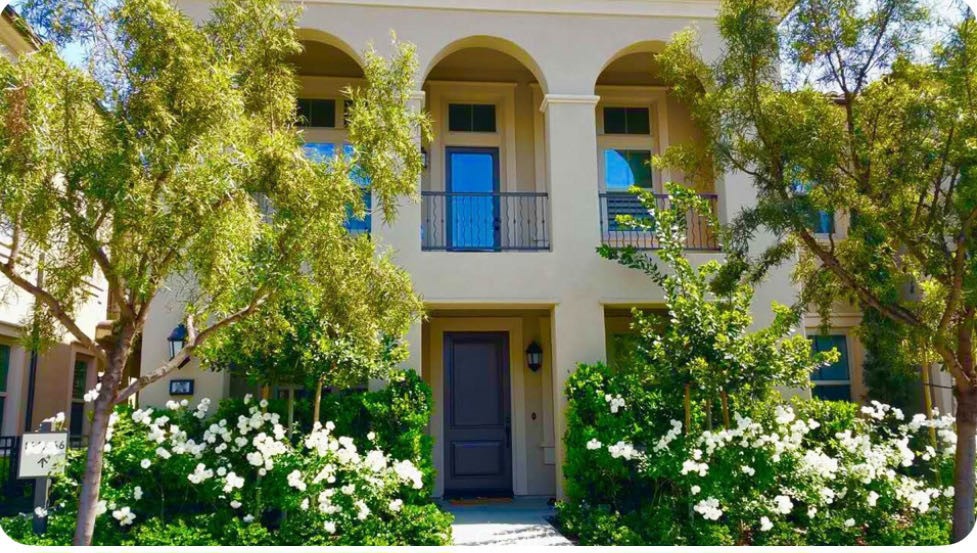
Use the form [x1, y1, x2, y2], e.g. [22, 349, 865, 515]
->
[443, 496, 573, 546]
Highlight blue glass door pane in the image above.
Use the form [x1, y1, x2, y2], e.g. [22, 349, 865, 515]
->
[447, 149, 498, 250]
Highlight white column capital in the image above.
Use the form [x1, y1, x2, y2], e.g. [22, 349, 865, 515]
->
[539, 93, 601, 113]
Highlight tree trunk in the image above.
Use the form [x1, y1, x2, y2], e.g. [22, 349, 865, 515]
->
[312, 376, 324, 426]
[73, 330, 130, 546]
[952, 385, 977, 542]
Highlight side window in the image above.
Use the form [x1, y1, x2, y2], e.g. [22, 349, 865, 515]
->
[810, 335, 852, 401]
[70, 359, 90, 436]
[603, 107, 650, 135]
[302, 143, 370, 234]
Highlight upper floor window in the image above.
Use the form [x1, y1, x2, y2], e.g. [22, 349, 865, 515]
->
[603, 107, 650, 135]
[448, 103, 496, 133]
[809, 335, 852, 401]
[303, 142, 370, 234]
[297, 98, 337, 128]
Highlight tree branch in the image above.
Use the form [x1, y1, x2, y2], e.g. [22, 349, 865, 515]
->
[0, 262, 107, 364]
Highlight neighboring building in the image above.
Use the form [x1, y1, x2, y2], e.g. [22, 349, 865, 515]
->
[803, 215, 955, 414]
[0, 7, 107, 440]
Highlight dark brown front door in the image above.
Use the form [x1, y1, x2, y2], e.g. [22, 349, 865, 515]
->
[444, 332, 512, 497]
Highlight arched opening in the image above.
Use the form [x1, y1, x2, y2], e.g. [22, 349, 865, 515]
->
[420, 38, 549, 253]
[595, 42, 717, 252]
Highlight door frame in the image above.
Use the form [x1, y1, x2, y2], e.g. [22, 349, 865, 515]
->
[444, 146, 501, 251]
[427, 317, 529, 498]
[443, 331, 512, 497]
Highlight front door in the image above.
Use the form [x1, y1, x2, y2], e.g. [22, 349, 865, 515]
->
[443, 332, 512, 497]
[445, 147, 500, 251]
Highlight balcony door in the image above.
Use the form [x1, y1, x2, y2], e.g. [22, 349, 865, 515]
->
[446, 147, 500, 251]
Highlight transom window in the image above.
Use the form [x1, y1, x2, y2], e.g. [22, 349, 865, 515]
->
[297, 98, 337, 128]
[810, 335, 852, 401]
[603, 107, 650, 135]
[448, 103, 497, 133]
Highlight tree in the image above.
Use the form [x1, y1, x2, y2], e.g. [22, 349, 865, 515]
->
[653, 0, 975, 540]
[198, 245, 422, 426]
[599, 184, 832, 430]
[0, 0, 428, 545]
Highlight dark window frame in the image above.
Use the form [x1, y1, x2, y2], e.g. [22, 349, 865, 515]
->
[448, 103, 497, 133]
[603, 106, 651, 135]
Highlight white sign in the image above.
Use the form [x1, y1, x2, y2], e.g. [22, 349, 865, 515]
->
[18, 432, 68, 479]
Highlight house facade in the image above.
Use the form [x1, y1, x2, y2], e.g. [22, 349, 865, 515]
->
[0, 6, 107, 441]
[137, 0, 952, 499]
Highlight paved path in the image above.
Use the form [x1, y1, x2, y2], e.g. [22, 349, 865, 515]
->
[443, 497, 573, 546]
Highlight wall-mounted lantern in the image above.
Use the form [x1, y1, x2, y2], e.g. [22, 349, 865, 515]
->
[526, 341, 543, 372]
[167, 324, 187, 360]
[421, 147, 429, 170]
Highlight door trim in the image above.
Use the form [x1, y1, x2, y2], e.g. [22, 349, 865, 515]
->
[428, 317, 528, 498]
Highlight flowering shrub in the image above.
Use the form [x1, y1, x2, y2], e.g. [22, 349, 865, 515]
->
[1, 372, 451, 546]
[558, 363, 955, 545]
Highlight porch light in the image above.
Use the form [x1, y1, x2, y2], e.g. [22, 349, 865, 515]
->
[167, 324, 187, 360]
[421, 147, 429, 170]
[526, 341, 543, 372]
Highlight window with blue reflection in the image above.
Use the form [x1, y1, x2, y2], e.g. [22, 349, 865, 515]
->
[810, 335, 852, 401]
[303, 142, 371, 234]
[447, 148, 498, 250]
[604, 149, 652, 190]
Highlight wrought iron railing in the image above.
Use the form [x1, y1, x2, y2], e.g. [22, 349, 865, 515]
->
[422, 191, 550, 251]
[599, 191, 720, 251]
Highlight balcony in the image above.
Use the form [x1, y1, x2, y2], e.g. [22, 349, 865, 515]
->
[599, 191, 720, 251]
[421, 191, 550, 252]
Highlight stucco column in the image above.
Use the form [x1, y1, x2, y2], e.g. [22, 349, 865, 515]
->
[542, 93, 607, 497]
[541, 94, 602, 253]
[550, 299, 605, 498]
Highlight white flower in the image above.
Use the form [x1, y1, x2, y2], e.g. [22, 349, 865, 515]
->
[300, 498, 310, 511]
[691, 485, 701, 495]
[133, 486, 143, 500]
[230, 500, 242, 509]
[287, 470, 307, 491]
[389, 499, 403, 512]
[323, 521, 336, 534]
[243, 514, 254, 523]
[84, 384, 101, 403]
[759, 516, 773, 532]
[867, 491, 880, 507]
[693, 497, 723, 521]
[223, 472, 245, 493]
[259, 399, 269, 408]
[608, 441, 640, 460]
[741, 465, 756, 476]
[367, 432, 376, 441]
[586, 439, 602, 450]
[187, 463, 214, 484]
[807, 507, 817, 518]
[112, 506, 136, 526]
[355, 500, 370, 521]
[844, 518, 856, 528]
[34, 507, 47, 518]
[140, 459, 151, 469]
[771, 495, 793, 515]
[774, 405, 796, 425]
[95, 501, 107, 516]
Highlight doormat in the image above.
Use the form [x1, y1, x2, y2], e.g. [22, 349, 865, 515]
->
[448, 497, 514, 506]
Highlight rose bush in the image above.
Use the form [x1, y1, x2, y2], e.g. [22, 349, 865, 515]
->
[558, 362, 955, 545]
[0, 371, 452, 546]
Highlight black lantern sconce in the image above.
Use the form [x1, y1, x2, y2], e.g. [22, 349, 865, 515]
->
[526, 341, 543, 372]
[421, 147, 429, 170]
[167, 323, 187, 360]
